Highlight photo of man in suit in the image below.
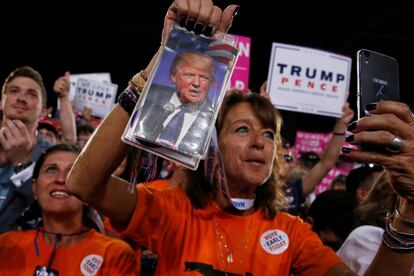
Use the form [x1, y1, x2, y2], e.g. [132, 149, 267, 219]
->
[135, 51, 216, 155]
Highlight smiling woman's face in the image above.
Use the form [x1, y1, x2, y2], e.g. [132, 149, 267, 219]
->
[33, 151, 83, 216]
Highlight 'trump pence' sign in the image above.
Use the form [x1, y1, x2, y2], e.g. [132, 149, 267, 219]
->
[74, 79, 118, 118]
[69, 73, 112, 101]
[267, 43, 351, 118]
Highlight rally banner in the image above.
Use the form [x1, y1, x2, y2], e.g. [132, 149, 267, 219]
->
[229, 35, 251, 91]
[74, 78, 118, 118]
[295, 130, 331, 160]
[267, 43, 351, 118]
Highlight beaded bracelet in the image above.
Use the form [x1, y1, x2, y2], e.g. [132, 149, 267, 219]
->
[118, 87, 142, 116]
[117, 71, 147, 115]
[129, 70, 147, 90]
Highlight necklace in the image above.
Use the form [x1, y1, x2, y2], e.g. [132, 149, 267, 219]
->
[213, 216, 254, 272]
[38, 228, 91, 237]
[214, 220, 233, 264]
[33, 227, 91, 271]
[34, 227, 91, 256]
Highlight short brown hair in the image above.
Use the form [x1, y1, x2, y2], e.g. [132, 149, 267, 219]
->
[184, 91, 286, 219]
[1, 66, 47, 107]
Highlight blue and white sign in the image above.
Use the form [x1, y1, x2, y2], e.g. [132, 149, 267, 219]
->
[267, 43, 351, 118]
[74, 78, 118, 118]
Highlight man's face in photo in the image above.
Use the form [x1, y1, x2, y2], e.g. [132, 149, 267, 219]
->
[171, 60, 212, 104]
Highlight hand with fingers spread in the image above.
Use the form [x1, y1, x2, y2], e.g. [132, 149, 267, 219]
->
[341, 101, 414, 201]
[0, 119, 34, 166]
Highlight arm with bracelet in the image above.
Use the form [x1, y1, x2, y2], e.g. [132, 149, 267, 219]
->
[301, 102, 354, 196]
[341, 100, 414, 275]
[66, 51, 158, 226]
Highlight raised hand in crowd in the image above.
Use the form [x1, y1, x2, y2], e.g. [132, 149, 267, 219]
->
[53, 71, 76, 144]
[284, 102, 354, 216]
[302, 102, 354, 191]
[259, 80, 271, 101]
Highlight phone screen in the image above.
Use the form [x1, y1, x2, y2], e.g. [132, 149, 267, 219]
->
[357, 49, 400, 119]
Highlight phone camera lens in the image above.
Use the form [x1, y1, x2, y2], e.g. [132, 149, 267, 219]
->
[364, 51, 370, 63]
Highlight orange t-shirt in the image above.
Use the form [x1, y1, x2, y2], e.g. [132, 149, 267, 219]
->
[103, 179, 172, 273]
[104, 218, 142, 273]
[0, 229, 137, 275]
[146, 179, 171, 190]
[118, 183, 343, 275]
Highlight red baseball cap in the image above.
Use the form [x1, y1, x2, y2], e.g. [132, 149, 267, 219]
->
[38, 116, 61, 136]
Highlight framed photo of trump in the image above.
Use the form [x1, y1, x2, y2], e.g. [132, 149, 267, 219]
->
[122, 24, 239, 169]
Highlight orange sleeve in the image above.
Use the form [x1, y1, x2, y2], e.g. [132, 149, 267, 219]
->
[120, 185, 188, 254]
[289, 218, 343, 275]
[101, 239, 138, 275]
[145, 179, 170, 190]
[103, 218, 116, 234]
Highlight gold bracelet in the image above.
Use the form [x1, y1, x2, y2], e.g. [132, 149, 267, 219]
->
[129, 70, 147, 90]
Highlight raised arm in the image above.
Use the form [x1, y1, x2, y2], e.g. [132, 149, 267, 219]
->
[53, 71, 77, 144]
[342, 100, 414, 275]
[302, 102, 354, 196]
[66, 0, 238, 227]
[66, 52, 159, 226]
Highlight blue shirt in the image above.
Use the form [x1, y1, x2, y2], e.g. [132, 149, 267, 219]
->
[284, 177, 305, 216]
[0, 134, 50, 232]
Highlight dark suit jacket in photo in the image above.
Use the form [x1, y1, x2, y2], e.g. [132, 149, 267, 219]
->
[135, 83, 214, 155]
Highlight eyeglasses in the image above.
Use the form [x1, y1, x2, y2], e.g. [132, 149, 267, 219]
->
[283, 154, 294, 163]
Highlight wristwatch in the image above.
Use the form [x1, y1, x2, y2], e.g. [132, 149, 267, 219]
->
[13, 161, 33, 174]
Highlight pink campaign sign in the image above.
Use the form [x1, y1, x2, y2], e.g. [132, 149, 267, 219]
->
[295, 130, 356, 194]
[229, 35, 251, 91]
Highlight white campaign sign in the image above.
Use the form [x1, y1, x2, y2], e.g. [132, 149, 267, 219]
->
[69, 73, 112, 101]
[74, 78, 118, 118]
[267, 43, 351, 118]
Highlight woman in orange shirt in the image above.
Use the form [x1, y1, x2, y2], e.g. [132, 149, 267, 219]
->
[0, 144, 137, 275]
[67, 0, 414, 275]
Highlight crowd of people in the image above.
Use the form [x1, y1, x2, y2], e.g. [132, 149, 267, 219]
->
[1, 0, 414, 275]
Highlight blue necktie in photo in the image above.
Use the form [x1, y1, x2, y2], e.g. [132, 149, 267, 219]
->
[158, 105, 188, 144]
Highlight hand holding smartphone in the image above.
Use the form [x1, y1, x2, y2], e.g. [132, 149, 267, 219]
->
[356, 49, 400, 119]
